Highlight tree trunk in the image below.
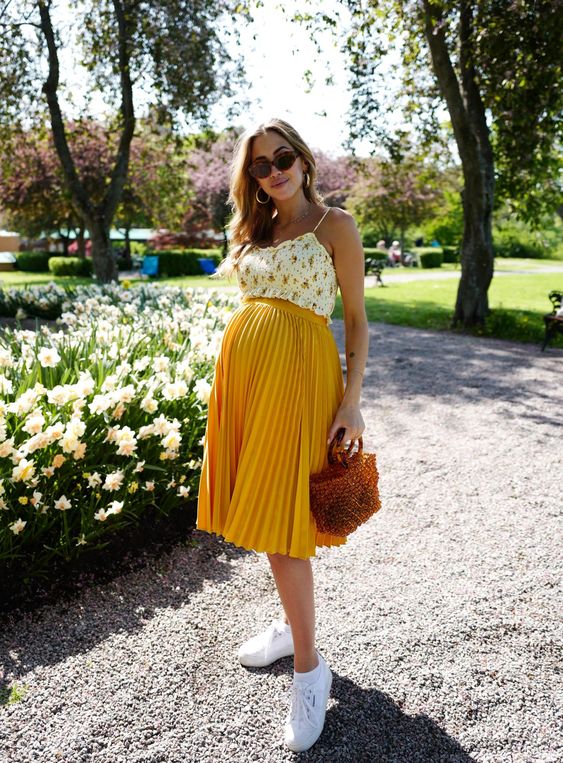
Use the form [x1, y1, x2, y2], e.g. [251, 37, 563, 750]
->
[39, 0, 134, 285]
[77, 223, 86, 258]
[222, 226, 228, 258]
[423, 0, 495, 326]
[455, 171, 494, 323]
[88, 218, 118, 281]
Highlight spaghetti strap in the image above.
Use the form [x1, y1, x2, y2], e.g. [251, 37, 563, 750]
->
[313, 207, 331, 232]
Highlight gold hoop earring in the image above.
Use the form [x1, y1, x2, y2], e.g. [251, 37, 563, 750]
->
[303, 172, 311, 189]
[256, 187, 270, 204]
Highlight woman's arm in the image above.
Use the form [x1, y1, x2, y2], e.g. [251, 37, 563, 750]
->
[324, 208, 369, 445]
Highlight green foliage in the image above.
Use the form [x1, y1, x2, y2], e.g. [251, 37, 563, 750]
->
[15, 251, 51, 272]
[419, 188, 464, 247]
[334, 0, 563, 222]
[441, 247, 459, 264]
[493, 233, 545, 259]
[130, 241, 148, 256]
[48, 257, 93, 277]
[492, 209, 563, 259]
[152, 250, 222, 278]
[418, 250, 443, 268]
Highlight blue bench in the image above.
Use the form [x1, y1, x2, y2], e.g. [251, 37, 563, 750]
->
[141, 255, 159, 277]
[198, 258, 217, 275]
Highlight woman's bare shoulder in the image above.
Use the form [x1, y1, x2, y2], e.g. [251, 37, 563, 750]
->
[324, 207, 360, 240]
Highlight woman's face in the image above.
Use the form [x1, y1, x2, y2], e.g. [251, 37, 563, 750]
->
[250, 130, 308, 202]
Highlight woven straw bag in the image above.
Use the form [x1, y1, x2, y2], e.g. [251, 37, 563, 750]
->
[309, 428, 381, 537]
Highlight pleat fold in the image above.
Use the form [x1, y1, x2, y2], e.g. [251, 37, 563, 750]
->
[197, 297, 347, 558]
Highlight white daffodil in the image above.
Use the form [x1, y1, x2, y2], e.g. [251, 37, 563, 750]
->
[103, 470, 124, 491]
[12, 458, 36, 483]
[162, 430, 181, 451]
[23, 411, 45, 435]
[108, 500, 123, 515]
[94, 508, 110, 521]
[194, 378, 211, 404]
[152, 355, 170, 373]
[140, 396, 158, 413]
[38, 347, 61, 368]
[0, 376, 13, 395]
[54, 495, 72, 511]
[10, 518, 26, 534]
[87, 472, 103, 488]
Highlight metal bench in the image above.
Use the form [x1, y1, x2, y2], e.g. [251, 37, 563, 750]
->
[542, 290, 563, 351]
[364, 258, 385, 286]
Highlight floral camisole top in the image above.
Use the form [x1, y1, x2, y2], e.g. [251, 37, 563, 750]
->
[235, 208, 338, 324]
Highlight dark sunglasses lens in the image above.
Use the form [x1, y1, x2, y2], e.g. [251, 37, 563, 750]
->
[275, 152, 297, 171]
[249, 162, 270, 179]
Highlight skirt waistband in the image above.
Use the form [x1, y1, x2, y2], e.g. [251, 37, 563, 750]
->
[240, 296, 328, 326]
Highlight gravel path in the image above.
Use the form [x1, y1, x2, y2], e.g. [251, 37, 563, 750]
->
[1, 322, 562, 763]
[365, 266, 563, 286]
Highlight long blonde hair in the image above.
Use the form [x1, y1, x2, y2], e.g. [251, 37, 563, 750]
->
[211, 118, 324, 280]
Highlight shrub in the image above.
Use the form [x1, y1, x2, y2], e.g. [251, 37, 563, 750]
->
[493, 232, 545, 259]
[419, 250, 444, 268]
[154, 249, 222, 277]
[442, 247, 459, 264]
[48, 257, 93, 277]
[15, 251, 51, 272]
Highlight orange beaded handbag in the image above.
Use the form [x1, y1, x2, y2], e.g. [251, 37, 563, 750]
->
[309, 428, 381, 537]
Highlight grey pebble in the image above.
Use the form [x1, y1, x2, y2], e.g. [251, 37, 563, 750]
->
[1, 322, 562, 762]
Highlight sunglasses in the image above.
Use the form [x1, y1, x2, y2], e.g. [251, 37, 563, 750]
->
[248, 150, 299, 179]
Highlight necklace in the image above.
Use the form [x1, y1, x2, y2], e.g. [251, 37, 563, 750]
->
[275, 203, 313, 229]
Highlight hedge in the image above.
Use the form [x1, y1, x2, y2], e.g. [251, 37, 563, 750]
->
[15, 251, 51, 272]
[48, 257, 94, 277]
[363, 247, 389, 261]
[145, 249, 222, 277]
[419, 250, 444, 268]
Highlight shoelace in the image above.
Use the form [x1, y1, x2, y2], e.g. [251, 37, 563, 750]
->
[288, 682, 317, 728]
[270, 621, 290, 640]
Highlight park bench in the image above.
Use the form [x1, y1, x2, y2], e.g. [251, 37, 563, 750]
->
[364, 257, 385, 286]
[542, 290, 563, 351]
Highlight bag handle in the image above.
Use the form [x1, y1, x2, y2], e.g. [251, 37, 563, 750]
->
[328, 427, 363, 467]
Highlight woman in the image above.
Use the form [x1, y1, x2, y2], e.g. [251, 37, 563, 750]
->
[196, 118, 368, 752]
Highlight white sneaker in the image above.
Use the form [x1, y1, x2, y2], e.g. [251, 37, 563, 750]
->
[283, 651, 332, 752]
[238, 619, 294, 667]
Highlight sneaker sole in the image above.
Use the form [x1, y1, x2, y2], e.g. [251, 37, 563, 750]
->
[238, 642, 295, 668]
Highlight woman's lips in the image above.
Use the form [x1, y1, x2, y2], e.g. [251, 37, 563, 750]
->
[271, 178, 288, 188]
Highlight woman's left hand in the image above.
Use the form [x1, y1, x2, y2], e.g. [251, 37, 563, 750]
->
[327, 403, 365, 446]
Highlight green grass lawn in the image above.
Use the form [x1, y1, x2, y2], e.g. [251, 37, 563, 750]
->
[353, 273, 562, 346]
[1, 267, 561, 347]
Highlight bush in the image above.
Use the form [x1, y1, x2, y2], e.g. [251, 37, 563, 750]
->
[419, 250, 444, 268]
[442, 247, 459, 264]
[154, 249, 222, 277]
[48, 257, 93, 277]
[15, 251, 51, 272]
[493, 232, 545, 259]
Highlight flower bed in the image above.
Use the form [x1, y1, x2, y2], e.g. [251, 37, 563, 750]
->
[0, 282, 239, 594]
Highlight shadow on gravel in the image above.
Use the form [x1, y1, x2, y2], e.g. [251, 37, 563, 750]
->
[300, 671, 476, 763]
[347, 323, 563, 428]
[0, 529, 250, 703]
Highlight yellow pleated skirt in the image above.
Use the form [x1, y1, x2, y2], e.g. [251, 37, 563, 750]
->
[196, 296, 347, 559]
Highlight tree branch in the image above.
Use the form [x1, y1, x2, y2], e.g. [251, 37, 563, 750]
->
[103, 0, 136, 226]
[37, 0, 92, 221]
[459, 0, 494, 170]
[421, 0, 479, 169]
